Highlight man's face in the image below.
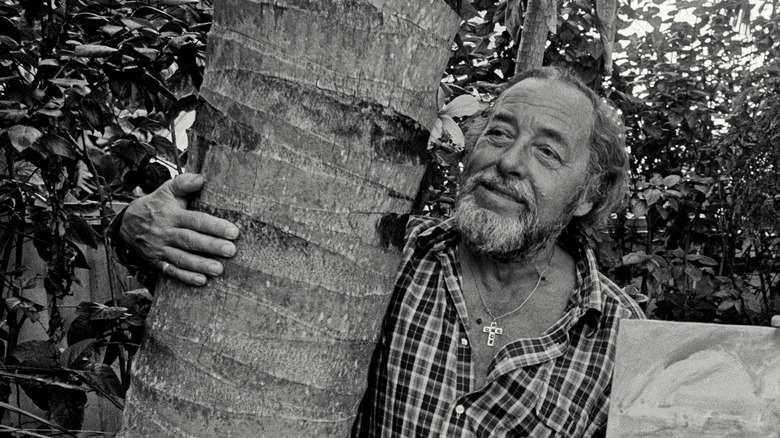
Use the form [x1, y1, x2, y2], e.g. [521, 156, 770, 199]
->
[453, 78, 595, 261]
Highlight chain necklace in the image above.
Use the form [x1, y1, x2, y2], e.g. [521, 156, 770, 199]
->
[465, 249, 554, 347]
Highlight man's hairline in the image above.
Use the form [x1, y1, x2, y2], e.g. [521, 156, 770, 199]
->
[481, 77, 600, 180]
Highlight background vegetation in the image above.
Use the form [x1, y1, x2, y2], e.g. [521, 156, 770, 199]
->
[0, 0, 776, 434]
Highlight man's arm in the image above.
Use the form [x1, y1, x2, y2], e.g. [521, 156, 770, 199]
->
[117, 173, 239, 286]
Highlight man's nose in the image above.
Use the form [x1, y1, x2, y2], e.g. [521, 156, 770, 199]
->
[497, 138, 531, 178]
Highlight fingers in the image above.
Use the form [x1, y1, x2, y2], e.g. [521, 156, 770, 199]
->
[155, 233, 232, 287]
[178, 210, 240, 241]
[170, 228, 237, 258]
[168, 173, 205, 198]
[118, 172, 240, 286]
[159, 259, 209, 287]
[772, 315, 780, 328]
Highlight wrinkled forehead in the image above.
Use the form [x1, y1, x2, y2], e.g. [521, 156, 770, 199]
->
[491, 78, 595, 148]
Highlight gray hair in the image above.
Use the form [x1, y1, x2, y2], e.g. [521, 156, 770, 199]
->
[462, 66, 628, 230]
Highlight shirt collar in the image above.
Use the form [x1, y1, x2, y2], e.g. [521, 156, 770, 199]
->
[417, 218, 608, 319]
[557, 229, 607, 318]
[415, 216, 461, 254]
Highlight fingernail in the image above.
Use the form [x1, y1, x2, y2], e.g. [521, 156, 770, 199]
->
[772, 315, 780, 328]
[193, 275, 206, 286]
[221, 244, 236, 257]
[209, 263, 223, 276]
[226, 227, 239, 239]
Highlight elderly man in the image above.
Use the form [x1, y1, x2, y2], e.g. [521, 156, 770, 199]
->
[113, 66, 644, 437]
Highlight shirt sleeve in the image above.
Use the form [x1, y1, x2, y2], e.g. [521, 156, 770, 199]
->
[106, 206, 160, 293]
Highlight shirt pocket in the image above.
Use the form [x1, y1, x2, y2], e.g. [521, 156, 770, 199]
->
[533, 383, 589, 438]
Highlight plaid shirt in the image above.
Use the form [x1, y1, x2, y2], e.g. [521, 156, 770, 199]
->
[352, 216, 645, 437]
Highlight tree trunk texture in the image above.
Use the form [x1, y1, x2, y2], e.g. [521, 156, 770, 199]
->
[118, 1, 460, 437]
[515, 0, 551, 74]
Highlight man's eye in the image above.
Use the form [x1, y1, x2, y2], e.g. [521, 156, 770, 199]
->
[486, 128, 510, 138]
[537, 146, 560, 161]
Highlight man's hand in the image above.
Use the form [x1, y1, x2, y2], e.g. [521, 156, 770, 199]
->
[120, 173, 239, 286]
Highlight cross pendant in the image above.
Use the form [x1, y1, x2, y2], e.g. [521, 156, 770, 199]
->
[482, 321, 503, 347]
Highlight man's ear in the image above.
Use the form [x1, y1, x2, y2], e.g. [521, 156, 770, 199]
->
[573, 199, 594, 218]
[573, 178, 597, 218]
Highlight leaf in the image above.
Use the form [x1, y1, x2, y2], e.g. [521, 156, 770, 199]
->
[74, 44, 119, 58]
[149, 134, 174, 156]
[643, 188, 663, 206]
[65, 215, 99, 249]
[13, 160, 44, 185]
[129, 116, 166, 132]
[69, 242, 91, 270]
[9, 340, 60, 370]
[437, 83, 451, 110]
[67, 314, 103, 347]
[439, 115, 465, 148]
[7, 125, 42, 152]
[0, 16, 21, 43]
[663, 175, 682, 187]
[684, 266, 703, 281]
[686, 254, 718, 266]
[10, 50, 36, 66]
[60, 339, 97, 369]
[76, 302, 129, 321]
[643, 124, 663, 139]
[77, 363, 125, 399]
[5, 297, 45, 321]
[428, 117, 443, 147]
[71, 12, 110, 27]
[622, 251, 649, 265]
[80, 97, 106, 130]
[173, 109, 196, 133]
[0, 109, 27, 122]
[132, 6, 174, 20]
[649, 174, 664, 186]
[63, 200, 100, 215]
[441, 94, 484, 118]
[631, 198, 648, 218]
[0, 34, 18, 50]
[48, 78, 89, 88]
[667, 112, 683, 128]
[47, 389, 87, 431]
[36, 107, 64, 117]
[99, 24, 125, 36]
[121, 17, 156, 31]
[39, 134, 78, 160]
[117, 288, 153, 308]
[718, 299, 735, 312]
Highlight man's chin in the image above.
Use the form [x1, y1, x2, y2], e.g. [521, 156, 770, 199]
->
[459, 191, 527, 220]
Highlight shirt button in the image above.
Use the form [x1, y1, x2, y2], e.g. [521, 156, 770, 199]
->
[460, 338, 468, 346]
[455, 405, 465, 415]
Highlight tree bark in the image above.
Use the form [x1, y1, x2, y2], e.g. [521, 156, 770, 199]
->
[118, 1, 460, 437]
[515, 0, 552, 74]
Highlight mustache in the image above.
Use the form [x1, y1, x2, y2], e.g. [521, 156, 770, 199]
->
[461, 169, 534, 208]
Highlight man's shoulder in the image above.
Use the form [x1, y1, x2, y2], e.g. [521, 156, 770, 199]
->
[596, 272, 647, 320]
[405, 215, 442, 235]
[403, 215, 444, 244]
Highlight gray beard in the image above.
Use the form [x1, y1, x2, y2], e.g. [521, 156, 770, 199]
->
[452, 170, 579, 263]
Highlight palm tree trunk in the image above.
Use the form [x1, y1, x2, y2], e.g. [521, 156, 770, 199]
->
[117, 1, 460, 437]
[515, 0, 552, 74]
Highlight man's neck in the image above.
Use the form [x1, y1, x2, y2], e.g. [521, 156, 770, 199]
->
[460, 240, 558, 290]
